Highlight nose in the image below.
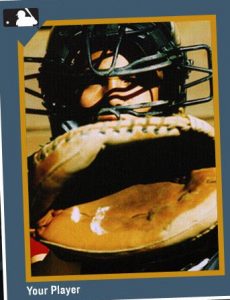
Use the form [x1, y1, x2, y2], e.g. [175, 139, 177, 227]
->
[107, 77, 126, 107]
[107, 76, 122, 89]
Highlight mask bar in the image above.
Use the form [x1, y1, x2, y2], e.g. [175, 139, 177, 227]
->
[97, 100, 170, 119]
[24, 56, 48, 114]
[180, 44, 213, 106]
[86, 26, 125, 76]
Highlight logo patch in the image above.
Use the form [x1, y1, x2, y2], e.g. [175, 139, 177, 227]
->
[3, 8, 39, 27]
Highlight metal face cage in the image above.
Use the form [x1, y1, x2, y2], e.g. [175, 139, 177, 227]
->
[24, 24, 213, 135]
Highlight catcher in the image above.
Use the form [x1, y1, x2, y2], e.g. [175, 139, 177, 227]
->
[28, 22, 219, 275]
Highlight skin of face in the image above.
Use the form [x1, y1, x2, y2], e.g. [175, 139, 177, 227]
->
[79, 51, 160, 121]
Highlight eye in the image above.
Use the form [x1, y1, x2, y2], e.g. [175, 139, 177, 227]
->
[134, 72, 162, 88]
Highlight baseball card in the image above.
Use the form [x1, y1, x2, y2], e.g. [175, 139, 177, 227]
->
[0, 1, 229, 300]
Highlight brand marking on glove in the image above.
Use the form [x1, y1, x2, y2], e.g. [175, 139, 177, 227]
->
[71, 206, 81, 223]
[90, 206, 110, 235]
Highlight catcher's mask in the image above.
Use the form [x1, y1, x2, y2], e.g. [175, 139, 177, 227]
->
[25, 22, 213, 139]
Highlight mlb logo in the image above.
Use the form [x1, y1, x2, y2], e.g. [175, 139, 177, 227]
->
[3, 8, 39, 27]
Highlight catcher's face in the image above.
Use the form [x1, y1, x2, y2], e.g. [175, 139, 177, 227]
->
[79, 51, 160, 121]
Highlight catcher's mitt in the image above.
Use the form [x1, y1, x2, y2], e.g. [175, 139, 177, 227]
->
[29, 114, 217, 266]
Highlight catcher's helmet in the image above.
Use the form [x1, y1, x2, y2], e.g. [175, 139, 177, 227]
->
[26, 22, 213, 138]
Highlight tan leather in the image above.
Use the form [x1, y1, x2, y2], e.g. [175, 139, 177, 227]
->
[30, 115, 217, 255]
[37, 168, 217, 254]
[30, 114, 215, 223]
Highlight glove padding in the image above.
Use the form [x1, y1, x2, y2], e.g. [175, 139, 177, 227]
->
[29, 114, 217, 257]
